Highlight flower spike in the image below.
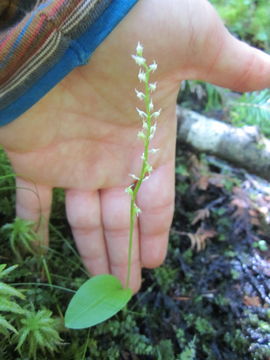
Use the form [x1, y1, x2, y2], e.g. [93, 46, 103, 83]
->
[126, 43, 161, 289]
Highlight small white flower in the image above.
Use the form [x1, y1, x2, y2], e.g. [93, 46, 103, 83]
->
[143, 175, 150, 182]
[138, 69, 147, 83]
[149, 99, 154, 111]
[149, 82, 157, 92]
[125, 185, 134, 196]
[134, 204, 142, 216]
[142, 121, 148, 130]
[150, 123, 157, 140]
[132, 55, 146, 66]
[145, 162, 153, 174]
[136, 42, 144, 56]
[151, 122, 157, 134]
[129, 173, 140, 181]
[149, 148, 160, 154]
[136, 107, 147, 118]
[151, 108, 162, 119]
[141, 153, 145, 161]
[137, 130, 146, 140]
[135, 89, 145, 101]
[149, 61, 157, 72]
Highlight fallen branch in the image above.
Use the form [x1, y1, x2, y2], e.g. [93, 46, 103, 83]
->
[177, 107, 270, 181]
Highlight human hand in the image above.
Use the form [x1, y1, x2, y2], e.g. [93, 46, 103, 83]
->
[0, 0, 270, 292]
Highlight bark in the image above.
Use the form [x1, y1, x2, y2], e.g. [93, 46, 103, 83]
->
[177, 106, 270, 181]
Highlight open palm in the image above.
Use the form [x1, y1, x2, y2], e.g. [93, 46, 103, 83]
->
[1, 0, 270, 292]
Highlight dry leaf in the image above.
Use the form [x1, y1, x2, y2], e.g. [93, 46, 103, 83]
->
[243, 296, 261, 307]
[173, 296, 191, 301]
[208, 174, 227, 188]
[192, 208, 210, 225]
[197, 175, 210, 191]
[248, 209, 261, 226]
[181, 227, 217, 252]
[230, 188, 251, 219]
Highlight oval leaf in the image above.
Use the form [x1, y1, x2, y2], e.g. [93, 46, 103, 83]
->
[64, 274, 132, 329]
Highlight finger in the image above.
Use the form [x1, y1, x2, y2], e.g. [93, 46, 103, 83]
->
[16, 177, 52, 248]
[65, 189, 109, 275]
[137, 162, 175, 269]
[100, 187, 141, 293]
[204, 34, 270, 92]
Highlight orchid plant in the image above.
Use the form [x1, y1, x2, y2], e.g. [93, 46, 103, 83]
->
[64, 43, 161, 329]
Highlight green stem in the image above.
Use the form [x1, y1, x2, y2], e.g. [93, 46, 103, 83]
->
[125, 67, 152, 289]
[126, 199, 135, 288]
[12, 282, 75, 293]
[42, 256, 53, 287]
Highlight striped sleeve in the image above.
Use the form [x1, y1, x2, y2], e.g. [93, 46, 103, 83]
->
[0, 0, 112, 110]
[0, 0, 138, 125]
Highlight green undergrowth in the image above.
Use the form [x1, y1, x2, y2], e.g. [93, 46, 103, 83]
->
[210, 0, 270, 51]
[180, 0, 270, 139]
[1, 145, 270, 359]
[179, 82, 270, 139]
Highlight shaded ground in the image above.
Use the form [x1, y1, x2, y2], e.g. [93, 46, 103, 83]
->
[1, 143, 270, 359]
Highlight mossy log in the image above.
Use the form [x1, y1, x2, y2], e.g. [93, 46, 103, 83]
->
[177, 106, 270, 181]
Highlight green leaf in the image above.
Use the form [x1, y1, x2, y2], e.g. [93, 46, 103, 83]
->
[0, 264, 18, 279]
[0, 314, 18, 334]
[0, 282, 25, 299]
[0, 297, 25, 314]
[64, 274, 132, 329]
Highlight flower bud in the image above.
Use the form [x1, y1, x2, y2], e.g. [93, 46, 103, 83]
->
[134, 204, 142, 216]
[138, 69, 147, 83]
[135, 89, 145, 101]
[137, 131, 146, 140]
[145, 162, 153, 174]
[142, 121, 148, 130]
[149, 82, 157, 92]
[125, 186, 134, 196]
[151, 109, 161, 119]
[150, 123, 157, 140]
[149, 148, 160, 154]
[136, 107, 147, 118]
[132, 55, 146, 66]
[149, 99, 154, 111]
[129, 173, 140, 181]
[136, 42, 144, 56]
[149, 61, 157, 72]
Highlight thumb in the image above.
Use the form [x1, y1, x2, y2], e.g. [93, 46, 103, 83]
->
[198, 30, 270, 92]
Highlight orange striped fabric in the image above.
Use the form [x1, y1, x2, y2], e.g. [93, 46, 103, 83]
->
[0, 0, 112, 109]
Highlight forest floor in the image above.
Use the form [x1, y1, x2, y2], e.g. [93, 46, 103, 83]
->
[1, 139, 270, 359]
